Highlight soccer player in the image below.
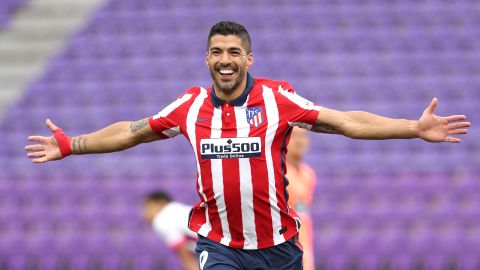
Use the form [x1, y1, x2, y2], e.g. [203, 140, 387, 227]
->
[26, 21, 470, 270]
[143, 190, 198, 270]
[285, 127, 316, 270]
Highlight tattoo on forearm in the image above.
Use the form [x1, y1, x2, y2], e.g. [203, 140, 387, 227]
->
[313, 123, 335, 134]
[71, 137, 77, 153]
[78, 136, 87, 152]
[130, 119, 148, 133]
[71, 136, 88, 153]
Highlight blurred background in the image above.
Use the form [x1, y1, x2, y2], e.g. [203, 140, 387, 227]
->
[0, 0, 479, 269]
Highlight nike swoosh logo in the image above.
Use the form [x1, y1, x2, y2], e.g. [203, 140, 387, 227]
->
[197, 118, 211, 123]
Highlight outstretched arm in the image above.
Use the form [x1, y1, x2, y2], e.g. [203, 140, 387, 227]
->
[25, 118, 160, 163]
[311, 98, 470, 143]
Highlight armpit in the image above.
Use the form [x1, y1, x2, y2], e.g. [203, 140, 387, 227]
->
[311, 119, 336, 134]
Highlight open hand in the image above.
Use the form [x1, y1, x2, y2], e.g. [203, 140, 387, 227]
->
[418, 98, 471, 143]
[25, 119, 64, 163]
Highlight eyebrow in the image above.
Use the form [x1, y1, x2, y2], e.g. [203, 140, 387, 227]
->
[209, 46, 243, 52]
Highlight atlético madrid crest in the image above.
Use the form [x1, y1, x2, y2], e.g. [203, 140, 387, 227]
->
[246, 107, 264, 127]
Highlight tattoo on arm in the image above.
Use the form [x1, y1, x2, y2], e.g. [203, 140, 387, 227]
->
[71, 136, 88, 154]
[130, 119, 148, 133]
[312, 121, 336, 134]
[78, 136, 87, 152]
[71, 137, 77, 153]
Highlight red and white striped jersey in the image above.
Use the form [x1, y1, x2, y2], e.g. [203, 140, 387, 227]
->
[148, 74, 321, 249]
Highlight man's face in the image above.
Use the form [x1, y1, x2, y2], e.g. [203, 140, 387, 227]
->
[143, 200, 165, 224]
[206, 35, 253, 96]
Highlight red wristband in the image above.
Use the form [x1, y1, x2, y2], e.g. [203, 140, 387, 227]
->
[53, 128, 72, 157]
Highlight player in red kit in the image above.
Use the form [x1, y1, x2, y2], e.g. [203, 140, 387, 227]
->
[26, 21, 470, 270]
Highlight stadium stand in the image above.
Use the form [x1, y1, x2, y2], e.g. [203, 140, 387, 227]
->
[0, 0, 479, 269]
[0, 0, 28, 28]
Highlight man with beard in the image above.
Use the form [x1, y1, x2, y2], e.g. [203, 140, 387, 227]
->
[26, 21, 470, 270]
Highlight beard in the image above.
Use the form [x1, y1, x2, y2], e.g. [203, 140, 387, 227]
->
[209, 64, 247, 96]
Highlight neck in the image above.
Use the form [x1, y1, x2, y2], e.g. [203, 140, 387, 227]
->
[214, 75, 248, 101]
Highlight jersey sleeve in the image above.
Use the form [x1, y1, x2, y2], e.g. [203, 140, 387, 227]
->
[277, 90, 321, 130]
[279, 81, 296, 94]
[152, 213, 187, 250]
[148, 90, 195, 139]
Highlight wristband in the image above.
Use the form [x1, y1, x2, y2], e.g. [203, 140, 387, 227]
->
[53, 128, 72, 157]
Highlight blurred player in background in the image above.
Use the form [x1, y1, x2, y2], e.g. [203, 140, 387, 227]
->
[143, 190, 198, 270]
[26, 21, 470, 270]
[285, 127, 316, 270]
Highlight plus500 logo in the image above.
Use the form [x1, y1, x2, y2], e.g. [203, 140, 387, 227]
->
[200, 137, 261, 159]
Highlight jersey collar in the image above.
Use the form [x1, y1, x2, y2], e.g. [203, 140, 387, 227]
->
[211, 72, 254, 107]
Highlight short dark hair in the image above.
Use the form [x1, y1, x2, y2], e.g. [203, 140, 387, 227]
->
[208, 21, 252, 53]
[145, 190, 172, 203]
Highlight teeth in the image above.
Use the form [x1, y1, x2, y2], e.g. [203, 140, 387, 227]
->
[219, 70, 234, 75]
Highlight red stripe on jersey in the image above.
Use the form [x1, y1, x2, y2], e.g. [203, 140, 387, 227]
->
[221, 103, 245, 248]
[149, 77, 320, 250]
[148, 90, 196, 139]
[247, 97, 275, 248]
[196, 100, 224, 243]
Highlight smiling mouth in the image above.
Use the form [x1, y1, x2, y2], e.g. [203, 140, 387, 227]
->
[218, 69, 235, 80]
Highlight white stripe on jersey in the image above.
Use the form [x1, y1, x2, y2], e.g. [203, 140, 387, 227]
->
[235, 101, 257, 249]
[161, 126, 181, 138]
[279, 90, 321, 111]
[153, 93, 193, 119]
[186, 88, 211, 236]
[278, 85, 291, 93]
[262, 85, 285, 245]
[280, 90, 321, 130]
[210, 106, 232, 246]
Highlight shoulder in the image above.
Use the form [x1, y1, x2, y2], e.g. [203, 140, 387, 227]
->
[254, 78, 296, 93]
[170, 86, 207, 107]
[168, 202, 192, 214]
[182, 86, 207, 98]
[152, 203, 182, 228]
[250, 78, 305, 107]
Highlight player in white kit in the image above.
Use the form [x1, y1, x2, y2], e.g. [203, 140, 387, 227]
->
[143, 190, 198, 270]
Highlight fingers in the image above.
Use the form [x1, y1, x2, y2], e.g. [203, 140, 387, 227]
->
[27, 151, 46, 158]
[26, 136, 47, 163]
[444, 115, 467, 122]
[425, 97, 438, 114]
[445, 121, 470, 138]
[27, 136, 50, 143]
[32, 156, 49, 163]
[26, 149, 49, 163]
[46, 119, 59, 132]
[448, 129, 468, 135]
[445, 137, 461, 143]
[448, 121, 471, 130]
[25, 144, 44, 151]
[26, 147, 48, 163]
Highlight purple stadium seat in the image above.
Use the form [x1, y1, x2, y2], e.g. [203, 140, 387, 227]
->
[1, 0, 479, 268]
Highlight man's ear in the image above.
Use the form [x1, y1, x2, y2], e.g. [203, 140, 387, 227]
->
[247, 53, 254, 69]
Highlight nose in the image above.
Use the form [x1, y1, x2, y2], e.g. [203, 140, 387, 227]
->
[219, 52, 231, 66]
